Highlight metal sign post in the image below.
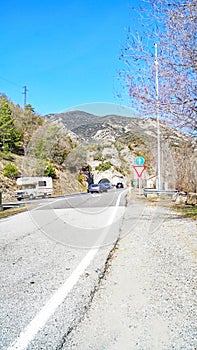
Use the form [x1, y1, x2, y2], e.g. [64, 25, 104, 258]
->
[139, 177, 142, 196]
[133, 158, 146, 195]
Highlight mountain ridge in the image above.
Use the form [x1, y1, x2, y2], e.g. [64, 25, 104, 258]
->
[44, 110, 196, 192]
[44, 110, 192, 143]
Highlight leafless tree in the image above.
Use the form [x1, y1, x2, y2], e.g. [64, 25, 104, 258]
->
[118, 0, 197, 137]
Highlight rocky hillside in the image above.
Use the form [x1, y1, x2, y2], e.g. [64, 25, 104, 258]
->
[0, 154, 85, 202]
[45, 111, 197, 192]
[1, 105, 196, 202]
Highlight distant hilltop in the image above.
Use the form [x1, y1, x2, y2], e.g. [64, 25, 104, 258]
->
[44, 110, 197, 192]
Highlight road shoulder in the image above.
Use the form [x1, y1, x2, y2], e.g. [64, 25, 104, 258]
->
[64, 200, 197, 349]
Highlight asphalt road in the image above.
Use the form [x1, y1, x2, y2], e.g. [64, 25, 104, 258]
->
[62, 198, 197, 350]
[0, 189, 129, 350]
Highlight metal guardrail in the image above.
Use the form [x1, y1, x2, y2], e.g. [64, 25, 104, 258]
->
[2, 202, 25, 209]
[144, 188, 179, 198]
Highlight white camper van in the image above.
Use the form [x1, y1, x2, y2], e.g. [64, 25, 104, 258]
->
[15, 177, 53, 201]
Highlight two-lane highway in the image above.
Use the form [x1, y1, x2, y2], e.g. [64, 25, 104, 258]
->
[28, 189, 127, 248]
[0, 189, 128, 350]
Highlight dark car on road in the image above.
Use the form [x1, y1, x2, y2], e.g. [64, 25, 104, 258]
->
[116, 182, 124, 189]
[101, 182, 114, 190]
[88, 183, 108, 193]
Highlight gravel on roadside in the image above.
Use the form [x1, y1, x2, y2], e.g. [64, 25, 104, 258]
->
[64, 201, 197, 350]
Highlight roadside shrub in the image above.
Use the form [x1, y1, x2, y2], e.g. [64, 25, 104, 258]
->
[93, 152, 104, 161]
[87, 145, 96, 152]
[78, 174, 85, 184]
[44, 163, 56, 178]
[105, 153, 112, 159]
[114, 166, 125, 175]
[114, 141, 124, 152]
[95, 161, 112, 171]
[128, 143, 134, 151]
[0, 150, 13, 161]
[3, 162, 18, 178]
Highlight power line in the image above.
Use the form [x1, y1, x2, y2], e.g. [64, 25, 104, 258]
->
[0, 76, 29, 108]
[0, 75, 20, 87]
[0, 78, 31, 110]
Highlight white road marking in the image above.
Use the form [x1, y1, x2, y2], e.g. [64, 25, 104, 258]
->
[54, 207, 125, 229]
[7, 190, 127, 350]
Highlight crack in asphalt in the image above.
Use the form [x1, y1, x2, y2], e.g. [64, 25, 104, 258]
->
[55, 237, 120, 350]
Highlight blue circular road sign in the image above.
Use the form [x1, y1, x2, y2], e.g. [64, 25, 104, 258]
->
[135, 156, 145, 166]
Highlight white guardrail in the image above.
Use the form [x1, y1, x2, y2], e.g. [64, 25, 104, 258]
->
[143, 188, 179, 198]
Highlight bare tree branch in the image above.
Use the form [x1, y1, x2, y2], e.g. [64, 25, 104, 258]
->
[118, 0, 197, 136]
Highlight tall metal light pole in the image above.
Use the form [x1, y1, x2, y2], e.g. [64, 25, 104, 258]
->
[154, 43, 161, 190]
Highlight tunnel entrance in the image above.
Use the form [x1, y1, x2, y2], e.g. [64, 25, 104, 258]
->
[98, 178, 110, 184]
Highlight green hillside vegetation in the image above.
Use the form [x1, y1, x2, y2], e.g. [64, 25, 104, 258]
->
[0, 94, 43, 158]
[0, 96, 21, 158]
[0, 94, 77, 166]
[1, 94, 196, 202]
[0, 95, 83, 200]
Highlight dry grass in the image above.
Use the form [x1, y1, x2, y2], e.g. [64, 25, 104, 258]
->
[172, 204, 197, 220]
[0, 206, 27, 219]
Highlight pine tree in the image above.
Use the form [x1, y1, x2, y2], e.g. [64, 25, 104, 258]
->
[0, 96, 21, 152]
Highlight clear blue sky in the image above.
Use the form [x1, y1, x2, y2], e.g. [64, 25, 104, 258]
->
[0, 0, 142, 116]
